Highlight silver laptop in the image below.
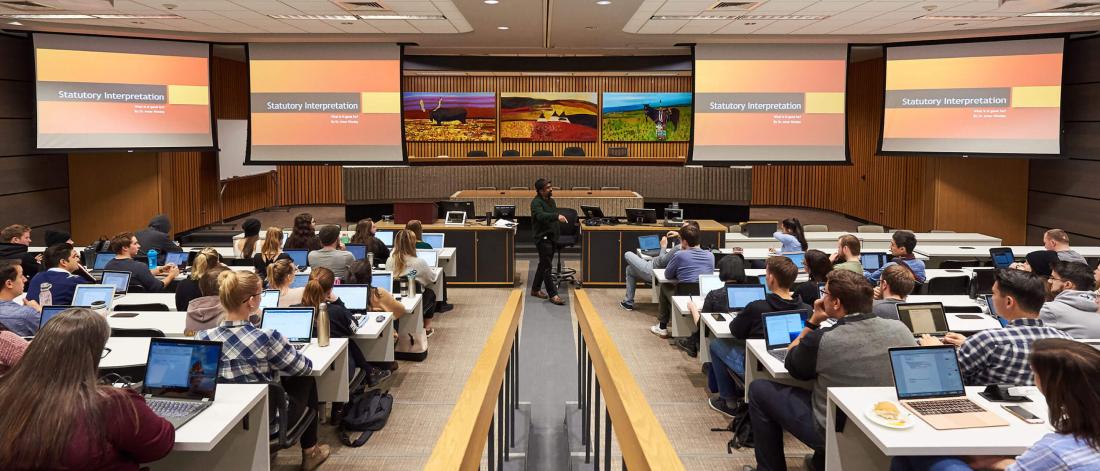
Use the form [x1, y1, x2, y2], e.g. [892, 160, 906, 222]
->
[142, 338, 223, 429]
[417, 249, 439, 267]
[422, 233, 445, 250]
[261, 307, 315, 350]
[761, 310, 810, 362]
[100, 270, 131, 296]
[896, 302, 950, 337]
[259, 289, 280, 310]
[889, 345, 1008, 430]
[72, 284, 116, 311]
[637, 235, 661, 257]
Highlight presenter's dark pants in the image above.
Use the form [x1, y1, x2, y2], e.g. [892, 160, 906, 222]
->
[531, 237, 558, 297]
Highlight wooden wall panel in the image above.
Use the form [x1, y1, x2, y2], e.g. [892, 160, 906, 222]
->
[930, 158, 1028, 243]
[276, 165, 344, 205]
[405, 75, 689, 160]
[68, 153, 161, 242]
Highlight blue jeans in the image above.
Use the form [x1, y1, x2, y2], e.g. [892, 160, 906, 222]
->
[708, 338, 746, 400]
[891, 457, 972, 471]
[749, 380, 824, 471]
[623, 251, 652, 304]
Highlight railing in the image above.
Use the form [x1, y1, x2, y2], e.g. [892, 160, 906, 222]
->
[425, 289, 523, 471]
[574, 289, 687, 471]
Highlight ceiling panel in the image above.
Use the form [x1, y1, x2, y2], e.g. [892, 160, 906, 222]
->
[677, 19, 735, 34]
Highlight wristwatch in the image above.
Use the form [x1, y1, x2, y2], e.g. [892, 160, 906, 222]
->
[804, 320, 820, 330]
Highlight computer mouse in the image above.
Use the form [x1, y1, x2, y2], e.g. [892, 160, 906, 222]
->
[375, 314, 386, 322]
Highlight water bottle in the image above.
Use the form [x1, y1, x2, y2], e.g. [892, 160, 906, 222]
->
[405, 270, 417, 297]
[39, 282, 52, 306]
[367, 251, 375, 269]
[316, 302, 331, 347]
[147, 249, 158, 270]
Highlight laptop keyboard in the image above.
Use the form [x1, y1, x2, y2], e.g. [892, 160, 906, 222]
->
[768, 349, 789, 362]
[148, 399, 203, 418]
[909, 398, 985, 416]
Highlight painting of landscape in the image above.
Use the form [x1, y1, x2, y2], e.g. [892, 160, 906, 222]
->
[403, 92, 496, 142]
[601, 92, 691, 142]
[500, 92, 598, 142]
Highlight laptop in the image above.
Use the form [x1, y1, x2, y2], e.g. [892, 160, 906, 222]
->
[889, 345, 1008, 430]
[861, 253, 887, 271]
[284, 249, 309, 267]
[989, 248, 1015, 269]
[664, 208, 684, 227]
[290, 272, 310, 289]
[983, 294, 1009, 327]
[372, 272, 394, 292]
[142, 338, 223, 429]
[164, 251, 189, 267]
[345, 244, 367, 261]
[417, 249, 439, 267]
[100, 270, 131, 296]
[444, 211, 467, 226]
[422, 233, 445, 250]
[698, 273, 723, 298]
[376, 230, 394, 248]
[638, 235, 661, 257]
[782, 252, 805, 271]
[93, 252, 115, 270]
[332, 284, 369, 314]
[761, 310, 810, 362]
[39, 305, 72, 329]
[896, 302, 950, 337]
[261, 307, 315, 350]
[259, 289, 280, 309]
[72, 284, 116, 311]
[727, 285, 767, 311]
[757, 275, 774, 294]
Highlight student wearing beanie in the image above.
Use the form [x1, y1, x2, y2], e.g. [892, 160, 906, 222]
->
[44, 230, 72, 248]
[235, 218, 262, 259]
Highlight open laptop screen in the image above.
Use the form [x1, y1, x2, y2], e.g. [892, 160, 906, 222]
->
[990, 248, 1015, 269]
[332, 285, 369, 311]
[890, 346, 966, 400]
[144, 338, 222, 400]
[897, 302, 949, 335]
[417, 249, 438, 267]
[727, 285, 767, 311]
[284, 249, 309, 267]
[72, 285, 115, 310]
[422, 233, 444, 250]
[100, 271, 130, 294]
[345, 244, 366, 261]
[638, 235, 660, 252]
[783, 253, 805, 270]
[259, 290, 280, 309]
[261, 308, 315, 342]
[164, 251, 189, 267]
[93, 252, 115, 270]
[763, 310, 809, 350]
[290, 273, 309, 289]
[39, 305, 72, 329]
[376, 231, 394, 247]
[861, 253, 886, 271]
[698, 274, 723, 298]
[372, 272, 393, 292]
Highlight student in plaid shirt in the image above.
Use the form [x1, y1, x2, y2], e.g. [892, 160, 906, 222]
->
[920, 269, 1072, 386]
[196, 270, 329, 470]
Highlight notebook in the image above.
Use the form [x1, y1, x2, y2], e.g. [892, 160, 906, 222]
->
[727, 285, 767, 311]
[93, 252, 115, 270]
[761, 309, 810, 362]
[417, 249, 439, 267]
[72, 284, 116, 311]
[889, 345, 1008, 430]
[284, 249, 309, 267]
[142, 338, 222, 429]
[261, 307, 315, 349]
[637, 235, 661, 257]
[332, 284, 369, 313]
[39, 305, 72, 329]
[896, 302, 950, 337]
[259, 290, 280, 310]
[100, 270, 131, 296]
[345, 244, 367, 261]
[422, 233, 445, 250]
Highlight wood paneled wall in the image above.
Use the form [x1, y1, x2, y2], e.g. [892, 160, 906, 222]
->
[0, 35, 71, 242]
[404, 76, 689, 160]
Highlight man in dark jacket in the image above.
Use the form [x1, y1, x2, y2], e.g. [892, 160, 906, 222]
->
[0, 224, 40, 281]
[530, 178, 567, 306]
[135, 215, 182, 264]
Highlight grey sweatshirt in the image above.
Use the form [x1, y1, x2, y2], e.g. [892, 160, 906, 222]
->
[1039, 290, 1100, 339]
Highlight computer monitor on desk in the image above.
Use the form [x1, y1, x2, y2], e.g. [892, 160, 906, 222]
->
[376, 230, 394, 248]
[494, 205, 516, 221]
[440, 200, 475, 219]
[625, 208, 657, 225]
[581, 205, 605, 219]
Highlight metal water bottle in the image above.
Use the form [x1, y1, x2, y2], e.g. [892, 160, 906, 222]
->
[317, 302, 331, 347]
[367, 251, 375, 269]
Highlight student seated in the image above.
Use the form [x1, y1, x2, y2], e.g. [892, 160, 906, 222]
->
[386, 229, 440, 336]
[747, 270, 915, 471]
[0, 224, 41, 280]
[872, 264, 916, 320]
[0, 323, 28, 374]
[174, 248, 221, 311]
[651, 224, 715, 339]
[185, 264, 229, 333]
[297, 267, 377, 379]
[620, 220, 699, 310]
[234, 218, 262, 259]
[104, 232, 179, 292]
[706, 256, 807, 416]
[920, 269, 1072, 386]
[1038, 228, 1087, 264]
[196, 271, 329, 469]
[284, 212, 322, 251]
[679, 253, 748, 356]
[1013, 249, 1060, 278]
[0, 260, 40, 337]
[253, 226, 290, 280]
[794, 249, 832, 305]
[350, 219, 390, 266]
[0, 308, 175, 470]
[771, 217, 808, 254]
[307, 225, 355, 279]
[890, 338, 1100, 471]
[267, 259, 304, 307]
[830, 234, 863, 274]
[26, 243, 89, 306]
[866, 231, 926, 284]
[135, 214, 183, 264]
[1039, 261, 1100, 339]
[345, 260, 404, 318]
[405, 219, 433, 250]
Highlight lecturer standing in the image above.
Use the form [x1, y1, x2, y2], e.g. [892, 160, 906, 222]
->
[531, 178, 566, 306]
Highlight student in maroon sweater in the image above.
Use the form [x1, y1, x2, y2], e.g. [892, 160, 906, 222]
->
[0, 308, 174, 470]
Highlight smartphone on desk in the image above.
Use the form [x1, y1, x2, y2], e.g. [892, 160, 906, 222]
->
[711, 313, 725, 321]
[1003, 405, 1043, 424]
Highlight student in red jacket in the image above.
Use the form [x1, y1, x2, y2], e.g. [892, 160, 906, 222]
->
[0, 307, 175, 470]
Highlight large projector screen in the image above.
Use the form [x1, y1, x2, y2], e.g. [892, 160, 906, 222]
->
[693, 44, 849, 163]
[248, 43, 403, 164]
[34, 33, 212, 151]
[882, 37, 1064, 156]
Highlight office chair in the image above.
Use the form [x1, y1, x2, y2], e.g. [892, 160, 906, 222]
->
[502, 149, 521, 156]
[109, 327, 166, 337]
[600, 186, 620, 190]
[939, 260, 982, 269]
[857, 225, 885, 233]
[573, 186, 591, 190]
[466, 150, 488, 157]
[804, 224, 829, 232]
[608, 146, 628, 157]
[924, 275, 970, 295]
[510, 186, 528, 190]
[268, 382, 318, 456]
[113, 303, 170, 311]
[533, 149, 553, 157]
[563, 147, 585, 156]
[551, 208, 580, 287]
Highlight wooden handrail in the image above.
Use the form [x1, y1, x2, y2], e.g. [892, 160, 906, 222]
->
[425, 289, 524, 470]
[574, 289, 687, 471]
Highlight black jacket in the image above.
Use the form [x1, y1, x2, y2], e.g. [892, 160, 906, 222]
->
[729, 293, 810, 340]
[0, 243, 40, 280]
[136, 215, 182, 264]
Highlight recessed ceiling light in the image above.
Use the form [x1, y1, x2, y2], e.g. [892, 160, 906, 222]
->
[497, 25, 509, 30]
[7, 21, 22, 25]
[358, 14, 446, 20]
[651, 14, 826, 20]
[92, 14, 183, 19]
[269, 14, 358, 20]
[918, 15, 1005, 20]
[0, 14, 95, 19]
[484, 0, 499, 3]
[597, 0, 612, 4]
[652, 15, 737, 20]
[1022, 11, 1100, 16]
[737, 14, 828, 20]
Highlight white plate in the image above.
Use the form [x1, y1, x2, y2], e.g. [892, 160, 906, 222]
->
[864, 402, 915, 430]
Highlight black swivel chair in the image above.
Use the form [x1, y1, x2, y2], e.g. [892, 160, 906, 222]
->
[466, 150, 488, 157]
[113, 303, 170, 312]
[551, 208, 580, 287]
[110, 327, 166, 337]
[940, 260, 982, 269]
[268, 382, 318, 456]
[502, 149, 521, 156]
[563, 147, 585, 156]
[925, 275, 971, 295]
[533, 149, 553, 157]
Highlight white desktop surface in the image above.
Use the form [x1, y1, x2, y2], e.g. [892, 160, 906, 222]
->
[353, 312, 393, 339]
[170, 383, 267, 452]
[719, 248, 928, 261]
[147, 383, 269, 471]
[108, 311, 188, 336]
[917, 245, 1100, 259]
[116, 292, 177, 310]
[726, 232, 1001, 250]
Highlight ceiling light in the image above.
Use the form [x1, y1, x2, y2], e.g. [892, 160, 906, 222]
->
[7, 21, 22, 25]
[597, 0, 612, 4]
[91, 14, 184, 19]
[1021, 11, 1100, 16]
[484, 0, 499, 3]
[918, 15, 1006, 20]
[358, 14, 446, 20]
[737, 14, 828, 20]
[0, 14, 95, 19]
[497, 25, 509, 29]
[651, 15, 738, 20]
[269, 14, 358, 20]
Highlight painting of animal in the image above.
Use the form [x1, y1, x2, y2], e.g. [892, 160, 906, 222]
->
[404, 92, 496, 142]
[602, 92, 691, 142]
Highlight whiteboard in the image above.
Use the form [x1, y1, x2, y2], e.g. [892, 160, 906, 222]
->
[217, 119, 274, 181]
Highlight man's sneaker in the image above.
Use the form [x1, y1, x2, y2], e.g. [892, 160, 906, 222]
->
[675, 337, 698, 357]
[619, 300, 634, 311]
[709, 396, 738, 418]
[649, 324, 669, 338]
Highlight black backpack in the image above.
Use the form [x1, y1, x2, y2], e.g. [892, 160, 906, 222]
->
[711, 399, 754, 451]
[339, 389, 394, 447]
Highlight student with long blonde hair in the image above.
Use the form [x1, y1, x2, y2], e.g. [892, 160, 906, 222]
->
[267, 258, 304, 307]
[175, 247, 221, 311]
[253, 226, 289, 279]
[196, 271, 328, 470]
[0, 308, 175, 470]
[386, 229, 439, 335]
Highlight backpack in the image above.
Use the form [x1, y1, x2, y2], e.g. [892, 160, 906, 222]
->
[711, 398, 754, 451]
[339, 388, 393, 447]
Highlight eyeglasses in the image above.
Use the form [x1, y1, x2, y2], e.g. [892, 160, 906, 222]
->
[101, 347, 112, 359]
[819, 286, 831, 298]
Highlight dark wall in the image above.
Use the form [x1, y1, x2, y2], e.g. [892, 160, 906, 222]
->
[1027, 36, 1100, 245]
[0, 35, 70, 243]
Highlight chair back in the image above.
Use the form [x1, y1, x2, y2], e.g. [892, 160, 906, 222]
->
[857, 225, 885, 233]
[563, 147, 585, 156]
[268, 382, 317, 451]
[113, 303, 170, 311]
[110, 327, 166, 337]
[940, 260, 982, 269]
[573, 186, 591, 190]
[558, 208, 581, 242]
[674, 282, 700, 296]
[502, 149, 521, 156]
[533, 149, 553, 156]
[804, 224, 829, 232]
[466, 150, 488, 157]
[925, 275, 970, 295]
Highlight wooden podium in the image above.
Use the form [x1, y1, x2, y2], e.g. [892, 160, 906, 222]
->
[394, 202, 437, 224]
